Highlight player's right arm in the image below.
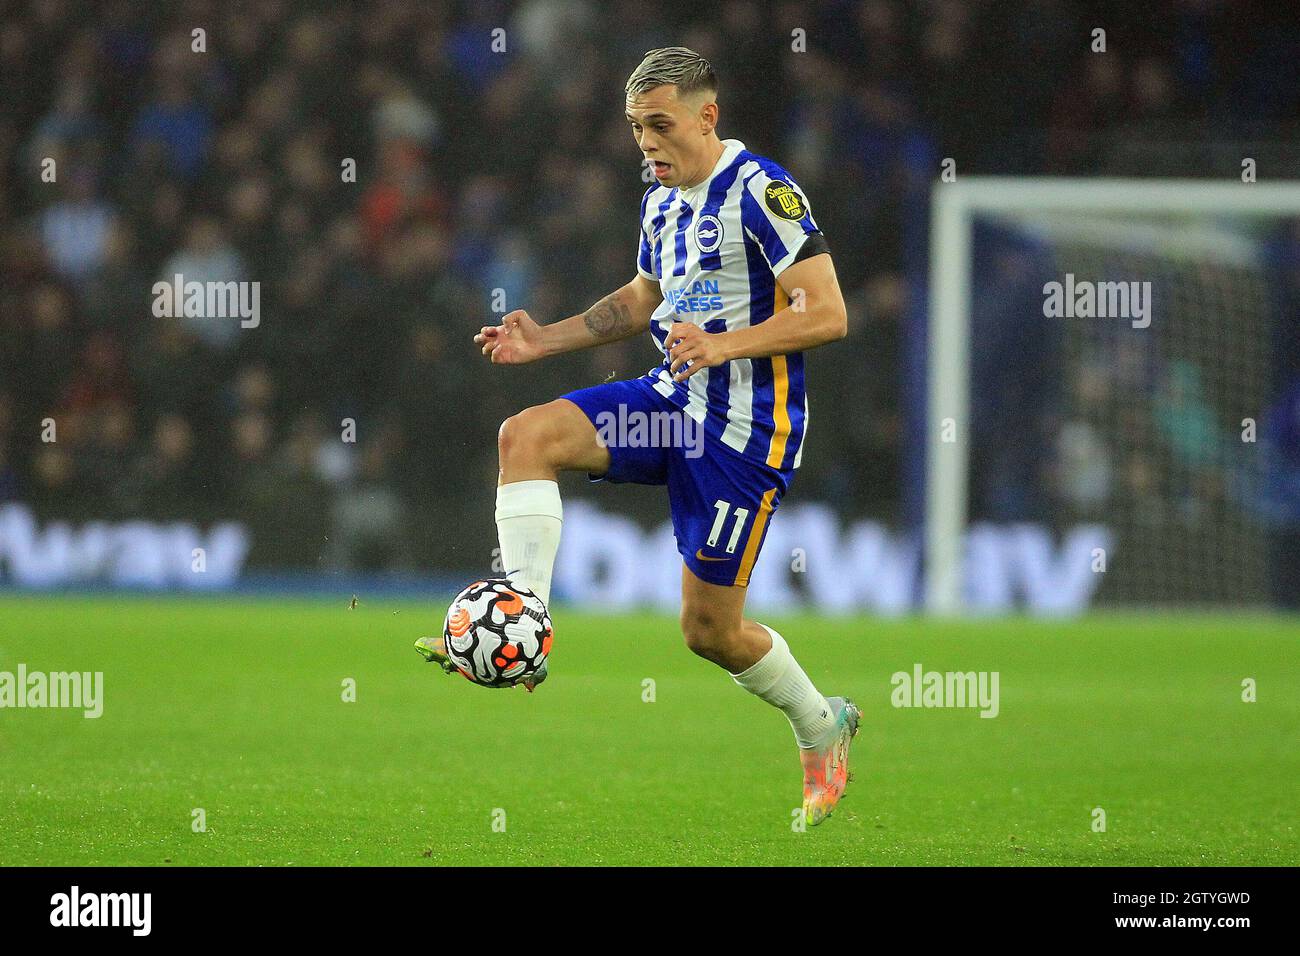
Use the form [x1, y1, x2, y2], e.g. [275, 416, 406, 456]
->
[474, 274, 660, 364]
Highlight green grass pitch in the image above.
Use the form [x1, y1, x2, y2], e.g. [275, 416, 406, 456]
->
[0, 595, 1295, 866]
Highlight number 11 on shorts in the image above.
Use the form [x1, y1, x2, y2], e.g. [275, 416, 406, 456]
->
[707, 499, 750, 554]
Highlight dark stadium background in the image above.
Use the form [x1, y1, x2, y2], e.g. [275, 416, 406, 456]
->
[1, 0, 1298, 597]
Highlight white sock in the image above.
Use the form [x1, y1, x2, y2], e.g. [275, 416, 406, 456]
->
[732, 624, 835, 748]
[495, 479, 563, 606]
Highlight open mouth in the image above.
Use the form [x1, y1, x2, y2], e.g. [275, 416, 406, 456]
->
[649, 160, 672, 178]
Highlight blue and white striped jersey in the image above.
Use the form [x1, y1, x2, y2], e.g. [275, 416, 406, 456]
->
[636, 139, 824, 470]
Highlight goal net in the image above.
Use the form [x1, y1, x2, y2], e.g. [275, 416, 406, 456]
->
[927, 179, 1300, 613]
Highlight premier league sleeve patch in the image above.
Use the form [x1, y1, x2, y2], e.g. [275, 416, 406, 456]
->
[764, 180, 807, 221]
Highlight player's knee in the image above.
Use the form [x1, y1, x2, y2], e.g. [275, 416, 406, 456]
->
[680, 605, 738, 662]
[497, 406, 553, 468]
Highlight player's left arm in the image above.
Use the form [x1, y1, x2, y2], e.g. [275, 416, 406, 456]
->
[668, 253, 847, 381]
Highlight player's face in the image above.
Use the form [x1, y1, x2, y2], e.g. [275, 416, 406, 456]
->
[626, 85, 716, 189]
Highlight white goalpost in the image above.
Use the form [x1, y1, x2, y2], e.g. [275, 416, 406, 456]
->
[925, 177, 1300, 614]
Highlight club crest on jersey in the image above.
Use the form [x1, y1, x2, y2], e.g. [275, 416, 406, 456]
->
[764, 180, 806, 221]
[694, 214, 724, 253]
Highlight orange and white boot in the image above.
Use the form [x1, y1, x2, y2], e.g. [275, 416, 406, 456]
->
[799, 696, 861, 825]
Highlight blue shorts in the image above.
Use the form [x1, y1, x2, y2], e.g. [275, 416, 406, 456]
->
[561, 376, 794, 587]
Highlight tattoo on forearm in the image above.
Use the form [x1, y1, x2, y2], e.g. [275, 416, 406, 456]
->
[583, 292, 633, 340]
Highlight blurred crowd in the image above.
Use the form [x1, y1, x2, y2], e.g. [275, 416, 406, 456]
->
[1, 0, 1298, 571]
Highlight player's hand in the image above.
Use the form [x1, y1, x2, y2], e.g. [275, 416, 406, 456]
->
[475, 309, 547, 364]
[667, 322, 730, 382]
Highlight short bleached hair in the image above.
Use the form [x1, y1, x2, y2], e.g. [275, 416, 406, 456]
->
[625, 47, 718, 99]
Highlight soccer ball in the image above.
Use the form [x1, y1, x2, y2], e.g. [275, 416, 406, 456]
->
[442, 578, 552, 688]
